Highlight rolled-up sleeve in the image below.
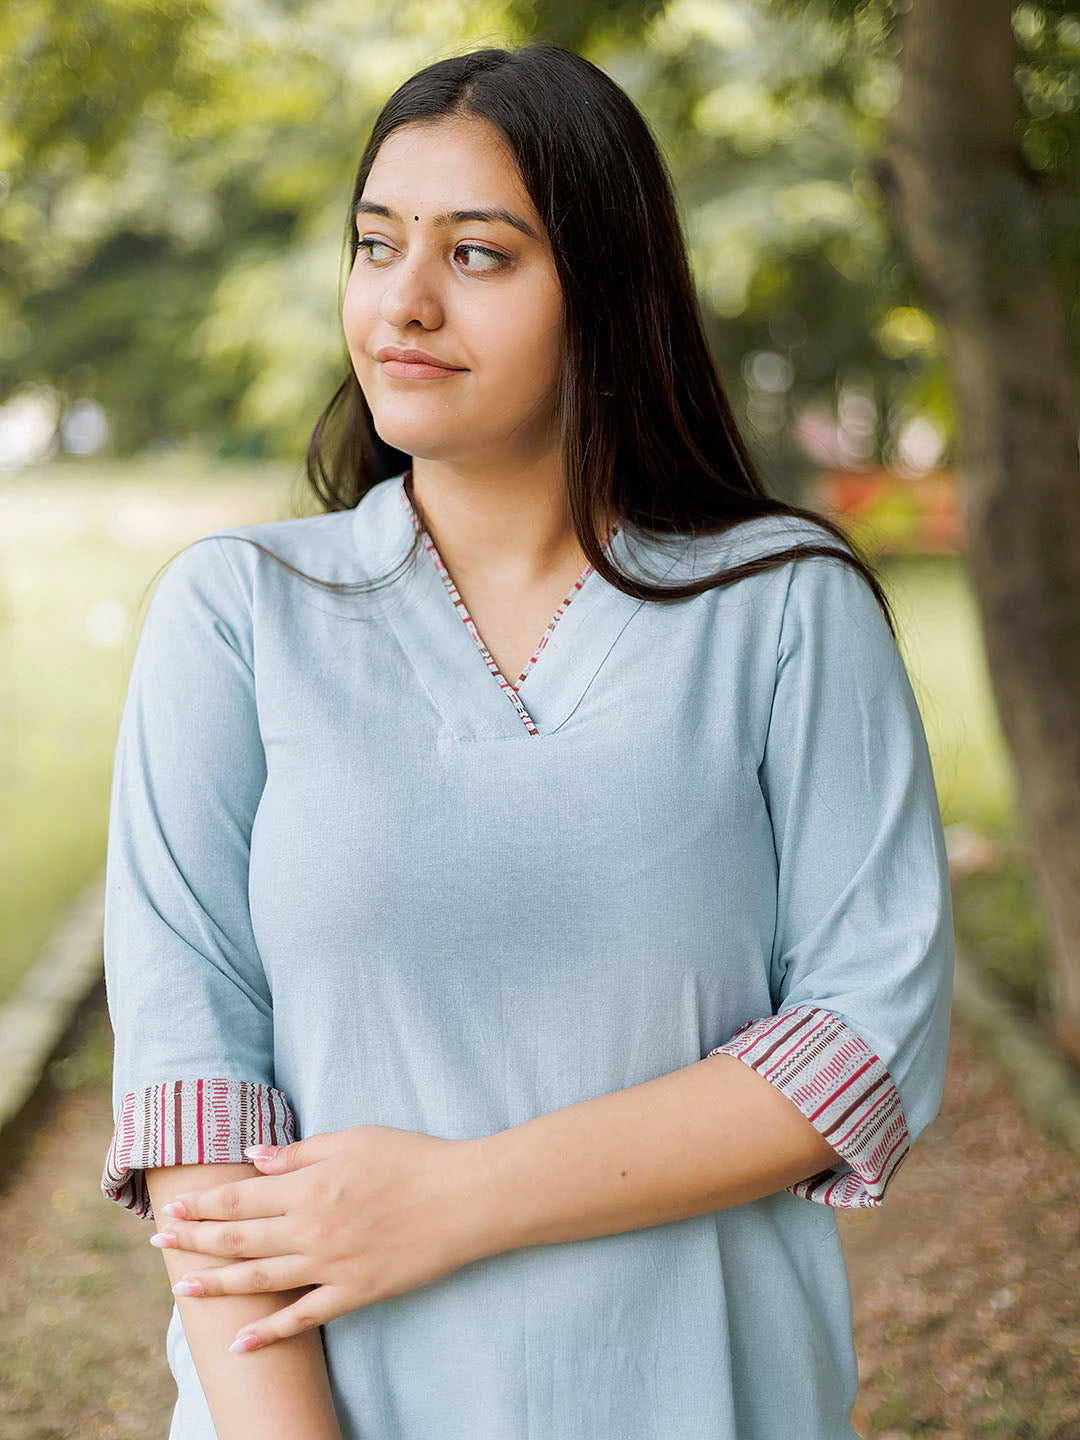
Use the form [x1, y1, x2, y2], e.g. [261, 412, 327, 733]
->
[708, 547, 954, 1208]
[100, 535, 296, 1222]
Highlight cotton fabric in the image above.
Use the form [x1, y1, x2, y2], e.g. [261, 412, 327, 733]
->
[101, 470, 954, 1440]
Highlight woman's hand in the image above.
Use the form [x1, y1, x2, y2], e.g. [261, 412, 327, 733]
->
[149, 1126, 498, 1353]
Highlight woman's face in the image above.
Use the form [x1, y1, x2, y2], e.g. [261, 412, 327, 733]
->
[343, 115, 565, 472]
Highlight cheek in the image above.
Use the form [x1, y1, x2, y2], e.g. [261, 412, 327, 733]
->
[341, 268, 376, 343]
[510, 331, 562, 407]
[481, 295, 563, 386]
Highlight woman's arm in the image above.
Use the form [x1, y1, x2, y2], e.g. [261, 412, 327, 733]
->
[145, 1162, 343, 1440]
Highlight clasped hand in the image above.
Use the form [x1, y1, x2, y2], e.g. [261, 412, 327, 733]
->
[149, 1126, 497, 1352]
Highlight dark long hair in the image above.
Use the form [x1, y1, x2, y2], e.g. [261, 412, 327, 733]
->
[195, 42, 898, 637]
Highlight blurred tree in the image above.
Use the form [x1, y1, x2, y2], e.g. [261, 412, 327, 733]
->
[768, 0, 1080, 1063]
[0, 0, 668, 455]
[0, 0, 978, 478]
[889, 0, 1080, 1065]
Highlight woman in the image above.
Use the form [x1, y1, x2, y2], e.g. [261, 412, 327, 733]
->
[100, 42, 954, 1440]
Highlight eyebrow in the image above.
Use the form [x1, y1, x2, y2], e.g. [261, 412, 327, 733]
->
[352, 199, 541, 243]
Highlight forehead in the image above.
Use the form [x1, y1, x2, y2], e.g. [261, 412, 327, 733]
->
[365, 117, 537, 218]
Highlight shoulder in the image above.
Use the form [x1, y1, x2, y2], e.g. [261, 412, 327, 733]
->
[658, 512, 877, 624]
[204, 509, 361, 589]
[659, 511, 898, 684]
[768, 525, 901, 698]
[685, 512, 853, 569]
[678, 512, 882, 614]
[135, 511, 351, 675]
[648, 511, 849, 591]
[150, 508, 359, 616]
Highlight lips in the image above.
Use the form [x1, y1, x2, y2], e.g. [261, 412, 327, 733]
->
[381, 359, 464, 379]
[375, 345, 466, 369]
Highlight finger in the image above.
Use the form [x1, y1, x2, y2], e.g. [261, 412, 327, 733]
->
[243, 1135, 327, 1172]
[151, 1215, 294, 1259]
[161, 1173, 287, 1222]
[227, 1286, 345, 1353]
[171, 1255, 312, 1299]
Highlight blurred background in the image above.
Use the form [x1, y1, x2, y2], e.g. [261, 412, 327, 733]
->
[0, 1, 1078, 1436]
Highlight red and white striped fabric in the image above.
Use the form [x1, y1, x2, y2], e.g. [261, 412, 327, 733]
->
[103, 1078, 296, 1220]
[709, 1003, 910, 1207]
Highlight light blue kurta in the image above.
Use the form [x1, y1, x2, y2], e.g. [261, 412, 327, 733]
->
[101, 470, 954, 1439]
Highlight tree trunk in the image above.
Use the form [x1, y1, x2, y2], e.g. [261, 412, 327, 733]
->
[875, 0, 1080, 1064]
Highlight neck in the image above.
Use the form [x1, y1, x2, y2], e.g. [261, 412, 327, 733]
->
[402, 466, 619, 588]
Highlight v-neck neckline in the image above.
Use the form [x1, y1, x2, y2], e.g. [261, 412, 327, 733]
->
[397, 468, 612, 737]
[353, 471, 690, 742]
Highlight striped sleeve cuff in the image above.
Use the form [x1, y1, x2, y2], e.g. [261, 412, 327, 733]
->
[707, 1003, 910, 1208]
[101, 1078, 297, 1221]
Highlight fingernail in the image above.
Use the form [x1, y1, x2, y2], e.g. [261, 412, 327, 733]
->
[228, 1332, 260, 1353]
[243, 1145, 277, 1160]
[172, 1278, 203, 1297]
[162, 1200, 187, 1219]
[150, 1231, 177, 1248]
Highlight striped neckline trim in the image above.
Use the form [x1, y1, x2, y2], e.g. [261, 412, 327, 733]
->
[397, 471, 618, 737]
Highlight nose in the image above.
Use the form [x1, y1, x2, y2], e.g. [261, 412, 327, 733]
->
[376, 249, 443, 331]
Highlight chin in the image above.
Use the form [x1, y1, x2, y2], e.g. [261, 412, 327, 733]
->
[369, 423, 451, 460]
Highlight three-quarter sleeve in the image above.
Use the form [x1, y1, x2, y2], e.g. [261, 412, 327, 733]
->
[100, 536, 296, 1222]
[708, 548, 954, 1208]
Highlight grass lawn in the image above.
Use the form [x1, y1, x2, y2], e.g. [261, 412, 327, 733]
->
[0, 453, 307, 1007]
[0, 458, 1037, 1008]
[880, 551, 1018, 837]
[878, 552, 1049, 1014]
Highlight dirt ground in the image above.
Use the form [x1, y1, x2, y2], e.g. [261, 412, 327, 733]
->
[1, 986, 1077, 1440]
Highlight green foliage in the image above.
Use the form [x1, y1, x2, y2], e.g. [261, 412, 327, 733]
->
[1, 0, 1077, 471]
[1, 0, 209, 171]
[0, 458, 294, 1002]
[951, 858, 1051, 1015]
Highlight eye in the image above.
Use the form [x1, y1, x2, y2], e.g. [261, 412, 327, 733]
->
[453, 243, 506, 273]
[355, 237, 507, 273]
[356, 237, 394, 263]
